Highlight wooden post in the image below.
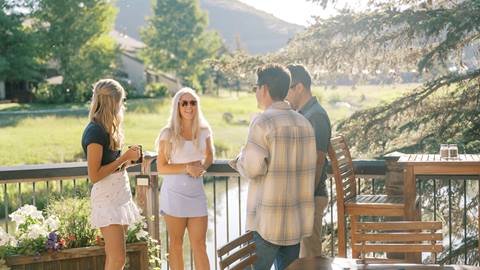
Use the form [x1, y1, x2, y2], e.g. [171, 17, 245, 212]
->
[147, 174, 160, 241]
[384, 152, 405, 198]
[385, 152, 406, 261]
[136, 154, 160, 241]
[135, 173, 148, 221]
[403, 166, 416, 221]
[403, 165, 421, 263]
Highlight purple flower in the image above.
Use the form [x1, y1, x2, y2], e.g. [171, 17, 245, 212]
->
[48, 232, 58, 241]
[45, 232, 60, 251]
[45, 239, 57, 250]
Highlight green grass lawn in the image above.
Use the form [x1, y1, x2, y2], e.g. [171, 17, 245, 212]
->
[0, 102, 88, 112]
[0, 84, 418, 165]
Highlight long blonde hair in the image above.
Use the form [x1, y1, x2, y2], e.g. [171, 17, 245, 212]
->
[88, 79, 125, 151]
[155, 87, 211, 160]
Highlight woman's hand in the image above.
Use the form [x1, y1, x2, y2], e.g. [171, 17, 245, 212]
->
[123, 160, 136, 168]
[189, 160, 202, 167]
[186, 161, 206, 177]
[123, 145, 141, 162]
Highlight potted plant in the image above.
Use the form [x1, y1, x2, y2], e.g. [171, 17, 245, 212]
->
[0, 198, 161, 270]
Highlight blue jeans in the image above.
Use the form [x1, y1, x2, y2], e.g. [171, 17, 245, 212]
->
[249, 231, 300, 270]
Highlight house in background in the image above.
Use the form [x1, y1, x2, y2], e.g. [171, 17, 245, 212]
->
[0, 81, 33, 103]
[110, 30, 180, 95]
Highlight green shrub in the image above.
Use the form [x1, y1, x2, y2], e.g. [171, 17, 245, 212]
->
[145, 83, 168, 98]
[46, 197, 97, 248]
[32, 83, 67, 104]
[0, 181, 90, 220]
[118, 78, 142, 99]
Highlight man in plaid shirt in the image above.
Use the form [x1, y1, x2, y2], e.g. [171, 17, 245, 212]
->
[230, 64, 317, 270]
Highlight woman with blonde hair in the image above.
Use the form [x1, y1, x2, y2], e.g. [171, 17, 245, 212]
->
[81, 79, 142, 270]
[156, 87, 214, 270]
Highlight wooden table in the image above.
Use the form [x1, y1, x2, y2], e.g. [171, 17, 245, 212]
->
[397, 154, 480, 253]
[286, 256, 480, 270]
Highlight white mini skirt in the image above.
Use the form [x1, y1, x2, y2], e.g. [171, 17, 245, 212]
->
[90, 171, 141, 228]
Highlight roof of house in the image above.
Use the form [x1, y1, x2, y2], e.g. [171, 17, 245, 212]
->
[110, 30, 146, 54]
[110, 30, 178, 84]
[46, 76, 63, 85]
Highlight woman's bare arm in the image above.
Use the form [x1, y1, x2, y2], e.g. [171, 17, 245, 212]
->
[87, 144, 127, 183]
[202, 136, 214, 170]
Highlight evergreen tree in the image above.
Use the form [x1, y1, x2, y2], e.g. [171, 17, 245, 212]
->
[141, 0, 223, 91]
[286, 0, 480, 157]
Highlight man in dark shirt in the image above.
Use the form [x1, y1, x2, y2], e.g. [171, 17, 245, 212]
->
[286, 64, 332, 257]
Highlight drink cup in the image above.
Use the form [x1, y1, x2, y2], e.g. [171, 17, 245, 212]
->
[448, 144, 458, 159]
[440, 144, 449, 159]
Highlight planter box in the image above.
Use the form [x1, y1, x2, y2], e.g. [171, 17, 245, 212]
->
[5, 242, 148, 270]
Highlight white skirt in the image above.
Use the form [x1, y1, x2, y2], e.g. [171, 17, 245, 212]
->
[90, 171, 141, 228]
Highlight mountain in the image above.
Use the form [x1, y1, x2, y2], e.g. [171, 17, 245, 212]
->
[114, 0, 304, 54]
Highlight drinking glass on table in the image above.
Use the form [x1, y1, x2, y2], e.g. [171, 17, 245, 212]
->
[440, 144, 449, 159]
[448, 144, 458, 159]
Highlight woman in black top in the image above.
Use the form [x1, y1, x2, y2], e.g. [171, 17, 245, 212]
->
[81, 79, 141, 270]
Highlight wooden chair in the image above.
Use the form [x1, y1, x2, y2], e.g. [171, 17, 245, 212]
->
[352, 221, 443, 263]
[328, 135, 407, 257]
[217, 231, 257, 270]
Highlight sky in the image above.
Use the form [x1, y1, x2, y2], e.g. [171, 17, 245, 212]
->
[236, 0, 364, 26]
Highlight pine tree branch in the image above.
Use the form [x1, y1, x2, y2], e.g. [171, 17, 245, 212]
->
[337, 69, 480, 155]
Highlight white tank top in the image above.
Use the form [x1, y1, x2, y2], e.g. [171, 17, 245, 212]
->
[159, 128, 211, 164]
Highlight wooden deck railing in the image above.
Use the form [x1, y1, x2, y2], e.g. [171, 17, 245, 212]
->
[0, 156, 478, 268]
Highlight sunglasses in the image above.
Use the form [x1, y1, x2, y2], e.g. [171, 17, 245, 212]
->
[180, 100, 197, 107]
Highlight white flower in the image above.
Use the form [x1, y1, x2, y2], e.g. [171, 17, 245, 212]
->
[9, 205, 44, 228]
[0, 227, 16, 247]
[9, 237, 17, 247]
[135, 229, 149, 240]
[9, 212, 25, 227]
[44, 216, 60, 231]
[10, 205, 46, 233]
[129, 216, 147, 231]
[21, 205, 44, 220]
[26, 224, 48, 240]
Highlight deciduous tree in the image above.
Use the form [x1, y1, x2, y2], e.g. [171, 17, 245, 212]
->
[34, 0, 118, 102]
[0, 0, 41, 82]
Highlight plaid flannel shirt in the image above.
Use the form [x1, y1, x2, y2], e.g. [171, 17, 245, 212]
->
[235, 101, 317, 246]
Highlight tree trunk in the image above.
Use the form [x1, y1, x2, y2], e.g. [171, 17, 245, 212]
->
[0, 81, 5, 100]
